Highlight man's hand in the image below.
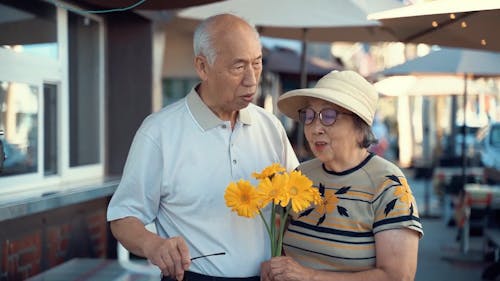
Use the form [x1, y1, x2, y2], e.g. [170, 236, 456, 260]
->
[110, 218, 192, 281]
[144, 236, 191, 281]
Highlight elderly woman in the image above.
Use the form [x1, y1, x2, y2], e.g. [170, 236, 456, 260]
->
[261, 70, 423, 281]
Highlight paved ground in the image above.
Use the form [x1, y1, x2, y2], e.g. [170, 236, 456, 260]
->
[408, 174, 491, 281]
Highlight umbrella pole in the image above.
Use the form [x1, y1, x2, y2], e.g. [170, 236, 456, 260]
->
[299, 28, 308, 89]
[296, 28, 308, 159]
[460, 73, 468, 253]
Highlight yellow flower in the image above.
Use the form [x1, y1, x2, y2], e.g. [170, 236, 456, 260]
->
[316, 190, 339, 215]
[257, 176, 287, 207]
[281, 170, 315, 213]
[393, 178, 414, 206]
[224, 179, 260, 218]
[224, 164, 318, 257]
[252, 163, 286, 180]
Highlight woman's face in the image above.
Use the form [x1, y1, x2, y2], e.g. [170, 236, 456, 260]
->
[303, 98, 362, 166]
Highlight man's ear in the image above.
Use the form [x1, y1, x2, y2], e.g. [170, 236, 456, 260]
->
[194, 55, 208, 81]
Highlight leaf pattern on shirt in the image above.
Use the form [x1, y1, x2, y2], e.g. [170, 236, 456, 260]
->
[384, 175, 415, 216]
[298, 183, 350, 226]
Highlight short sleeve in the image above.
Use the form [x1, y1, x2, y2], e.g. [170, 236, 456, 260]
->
[372, 175, 423, 237]
[107, 127, 164, 224]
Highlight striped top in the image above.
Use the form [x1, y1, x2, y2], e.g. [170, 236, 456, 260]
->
[282, 153, 423, 272]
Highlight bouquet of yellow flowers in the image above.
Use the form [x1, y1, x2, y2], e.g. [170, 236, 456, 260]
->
[224, 163, 321, 257]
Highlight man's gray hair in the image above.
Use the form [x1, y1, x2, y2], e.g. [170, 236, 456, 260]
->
[193, 14, 260, 65]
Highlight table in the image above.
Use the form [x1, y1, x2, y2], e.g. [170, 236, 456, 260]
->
[458, 184, 500, 253]
[26, 258, 160, 281]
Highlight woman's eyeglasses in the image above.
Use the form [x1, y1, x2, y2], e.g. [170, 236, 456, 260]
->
[298, 108, 353, 126]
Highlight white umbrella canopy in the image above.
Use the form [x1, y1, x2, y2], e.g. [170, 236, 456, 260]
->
[377, 46, 500, 203]
[368, 0, 500, 52]
[380, 47, 500, 77]
[178, 0, 404, 153]
[73, 0, 225, 10]
[178, 0, 403, 43]
[374, 75, 497, 96]
[178, 0, 404, 89]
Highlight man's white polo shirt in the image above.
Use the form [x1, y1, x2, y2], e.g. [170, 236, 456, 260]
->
[107, 88, 299, 277]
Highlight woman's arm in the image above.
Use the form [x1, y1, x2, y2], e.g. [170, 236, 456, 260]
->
[261, 228, 419, 281]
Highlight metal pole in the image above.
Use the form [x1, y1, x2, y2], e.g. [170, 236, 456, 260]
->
[461, 74, 468, 192]
[296, 28, 308, 157]
[459, 73, 468, 253]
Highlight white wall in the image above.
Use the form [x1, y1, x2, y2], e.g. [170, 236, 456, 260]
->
[162, 18, 198, 78]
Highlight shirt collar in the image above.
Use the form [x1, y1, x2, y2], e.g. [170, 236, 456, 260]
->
[186, 86, 252, 131]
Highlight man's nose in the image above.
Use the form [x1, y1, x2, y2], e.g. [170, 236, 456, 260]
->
[242, 66, 258, 86]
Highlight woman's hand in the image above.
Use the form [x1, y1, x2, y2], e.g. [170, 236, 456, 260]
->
[261, 256, 315, 281]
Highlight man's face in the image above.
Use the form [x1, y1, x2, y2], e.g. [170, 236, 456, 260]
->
[201, 24, 263, 114]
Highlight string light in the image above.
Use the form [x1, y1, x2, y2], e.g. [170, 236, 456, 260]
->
[432, 21, 438, 28]
[449, 13, 456, 19]
[461, 21, 467, 28]
[481, 39, 487, 46]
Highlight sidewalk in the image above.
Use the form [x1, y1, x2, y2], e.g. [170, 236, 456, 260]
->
[408, 174, 488, 281]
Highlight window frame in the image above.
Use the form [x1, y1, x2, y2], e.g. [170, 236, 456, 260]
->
[0, 2, 106, 194]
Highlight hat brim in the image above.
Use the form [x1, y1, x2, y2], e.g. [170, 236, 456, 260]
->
[277, 87, 372, 125]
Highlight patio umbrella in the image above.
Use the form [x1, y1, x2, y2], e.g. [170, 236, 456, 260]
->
[374, 75, 494, 97]
[73, 0, 224, 10]
[178, 0, 403, 152]
[178, 0, 402, 43]
[379, 47, 500, 146]
[265, 47, 343, 78]
[178, 0, 403, 88]
[380, 47, 500, 77]
[378, 47, 500, 215]
[368, 0, 500, 52]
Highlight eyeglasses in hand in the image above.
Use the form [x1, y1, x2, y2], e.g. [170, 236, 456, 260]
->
[176, 252, 226, 281]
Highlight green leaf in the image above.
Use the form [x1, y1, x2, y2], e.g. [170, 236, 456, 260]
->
[298, 208, 314, 218]
[335, 186, 351, 195]
[337, 206, 349, 217]
[319, 183, 325, 196]
[387, 175, 401, 185]
[317, 214, 326, 226]
[385, 199, 397, 216]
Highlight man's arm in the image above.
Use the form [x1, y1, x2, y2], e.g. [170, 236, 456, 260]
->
[110, 216, 191, 280]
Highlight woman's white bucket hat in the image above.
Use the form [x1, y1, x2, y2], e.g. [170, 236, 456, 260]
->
[277, 70, 378, 126]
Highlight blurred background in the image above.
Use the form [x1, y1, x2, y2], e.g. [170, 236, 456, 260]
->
[0, 0, 499, 280]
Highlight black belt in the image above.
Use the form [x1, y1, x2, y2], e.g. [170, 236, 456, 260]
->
[161, 271, 260, 281]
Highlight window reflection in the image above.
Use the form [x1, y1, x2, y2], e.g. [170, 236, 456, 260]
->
[0, 0, 58, 59]
[44, 84, 58, 176]
[0, 81, 39, 176]
[68, 12, 100, 167]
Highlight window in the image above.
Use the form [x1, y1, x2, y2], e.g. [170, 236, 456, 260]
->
[0, 0, 105, 191]
[44, 83, 58, 176]
[0, 0, 58, 59]
[68, 12, 101, 167]
[163, 78, 199, 106]
[0, 82, 39, 176]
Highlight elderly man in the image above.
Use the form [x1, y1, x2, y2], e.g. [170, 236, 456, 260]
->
[107, 14, 299, 281]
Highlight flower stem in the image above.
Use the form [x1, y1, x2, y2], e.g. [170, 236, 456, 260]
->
[270, 202, 277, 256]
[258, 209, 272, 242]
[276, 205, 291, 257]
